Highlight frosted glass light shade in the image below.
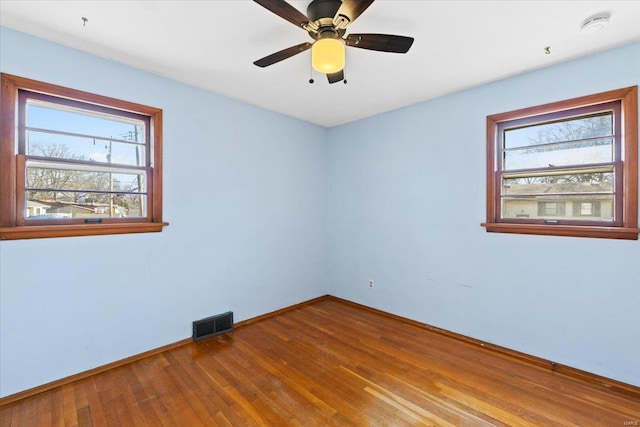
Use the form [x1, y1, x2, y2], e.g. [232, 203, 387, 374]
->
[312, 38, 345, 74]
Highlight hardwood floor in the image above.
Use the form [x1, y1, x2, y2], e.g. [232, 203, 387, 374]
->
[1, 297, 639, 426]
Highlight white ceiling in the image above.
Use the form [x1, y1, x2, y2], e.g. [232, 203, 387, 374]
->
[1, 1, 639, 127]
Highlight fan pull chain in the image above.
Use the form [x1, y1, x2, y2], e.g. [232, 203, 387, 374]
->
[309, 61, 314, 84]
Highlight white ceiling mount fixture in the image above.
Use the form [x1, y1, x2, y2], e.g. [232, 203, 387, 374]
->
[580, 13, 610, 34]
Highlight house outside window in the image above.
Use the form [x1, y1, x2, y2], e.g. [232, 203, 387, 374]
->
[483, 86, 638, 239]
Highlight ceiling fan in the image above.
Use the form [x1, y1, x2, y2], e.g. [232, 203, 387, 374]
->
[253, 0, 415, 84]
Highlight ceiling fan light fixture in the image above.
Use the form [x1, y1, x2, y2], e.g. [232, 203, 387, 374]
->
[312, 38, 345, 74]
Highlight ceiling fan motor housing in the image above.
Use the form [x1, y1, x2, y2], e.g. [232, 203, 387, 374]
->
[307, 0, 342, 24]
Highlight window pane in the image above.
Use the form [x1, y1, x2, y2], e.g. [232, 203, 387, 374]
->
[27, 130, 145, 166]
[502, 171, 614, 196]
[27, 167, 145, 193]
[580, 202, 593, 216]
[502, 195, 613, 221]
[27, 102, 144, 143]
[25, 192, 146, 219]
[544, 202, 560, 215]
[503, 138, 613, 170]
[504, 113, 613, 149]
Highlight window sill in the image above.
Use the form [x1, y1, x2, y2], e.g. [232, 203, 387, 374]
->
[481, 223, 639, 240]
[0, 222, 169, 240]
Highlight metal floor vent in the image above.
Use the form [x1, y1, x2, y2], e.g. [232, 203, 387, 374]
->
[193, 311, 234, 341]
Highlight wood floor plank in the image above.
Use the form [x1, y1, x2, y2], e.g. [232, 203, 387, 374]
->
[10, 406, 24, 427]
[49, 389, 65, 427]
[130, 357, 199, 427]
[1, 297, 639, 426]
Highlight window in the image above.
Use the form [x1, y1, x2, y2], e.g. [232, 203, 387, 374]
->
[0, 74, 167, 240]
[483, 86, 638, 239]
[577, 201, 602, 217]
[537, 202, 565, 217]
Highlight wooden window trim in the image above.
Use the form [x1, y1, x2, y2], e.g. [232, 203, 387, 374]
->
[483, 86, 639, 240]
[0, 73, 168, 240]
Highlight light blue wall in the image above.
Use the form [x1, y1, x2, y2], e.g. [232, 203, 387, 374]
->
[1, 26, 639, 398]
[326, 42, 640, 386]
[0, 27, 328, 397]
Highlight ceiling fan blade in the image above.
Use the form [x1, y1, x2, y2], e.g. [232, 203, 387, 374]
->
[327, 70, 344, 84]
[254, 42, 312, 68]
[253, 0, 309, 28]
[335, 0, 375, 26]
[345, 33, 414, 53]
